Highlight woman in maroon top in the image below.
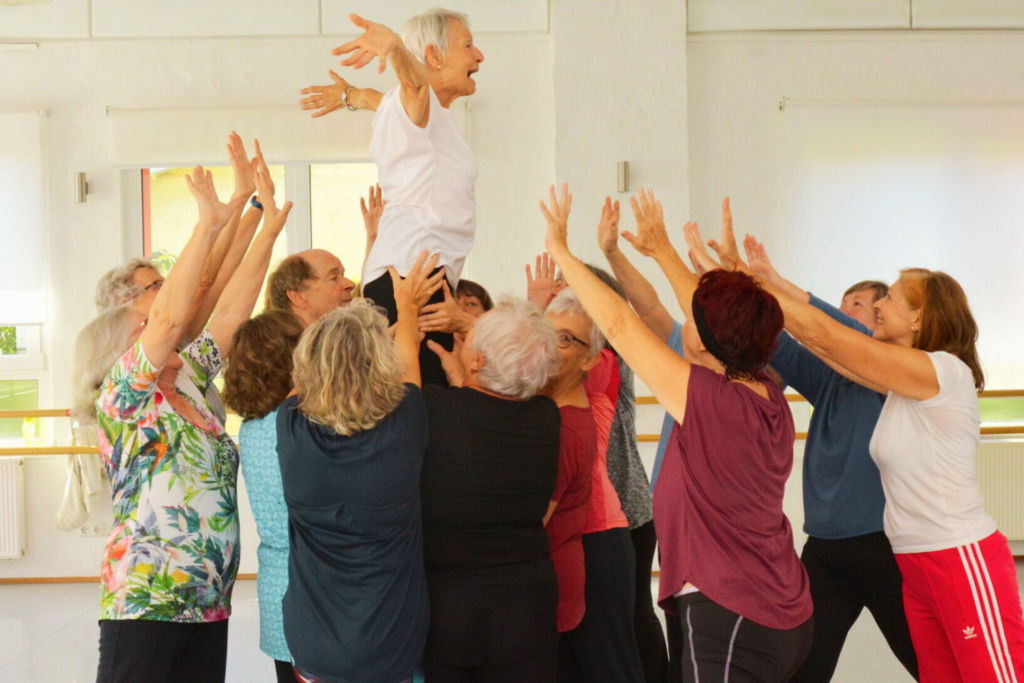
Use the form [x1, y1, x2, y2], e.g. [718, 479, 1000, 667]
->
[541, 185, 812, 683]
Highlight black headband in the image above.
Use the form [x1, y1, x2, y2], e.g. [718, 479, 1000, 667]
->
[690, 294, 728, 367]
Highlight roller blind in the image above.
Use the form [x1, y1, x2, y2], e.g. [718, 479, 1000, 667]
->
[0, 111, 45, 325]
[107, 101, 469, 168]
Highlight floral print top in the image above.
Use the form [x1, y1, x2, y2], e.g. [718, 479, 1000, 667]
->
[95, 329, 239, 622]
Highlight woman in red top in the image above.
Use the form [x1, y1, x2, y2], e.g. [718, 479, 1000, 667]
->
[543, 288, 644, 683]
[541, 186, 812, 683]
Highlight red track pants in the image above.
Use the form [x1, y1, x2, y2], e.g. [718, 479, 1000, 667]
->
[896, 531, 1024, 683]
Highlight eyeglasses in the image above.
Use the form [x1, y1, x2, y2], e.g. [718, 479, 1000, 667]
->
[142, 280, 163, 294]
[556, 330, 589, 350]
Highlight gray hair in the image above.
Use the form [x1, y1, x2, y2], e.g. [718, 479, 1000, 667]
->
[547, 288, 606, 357]
[471, 297, 558, 400]
[401, 8, 471, 64]
[95, 258, 158, 312]
[71, 305, 138, 425]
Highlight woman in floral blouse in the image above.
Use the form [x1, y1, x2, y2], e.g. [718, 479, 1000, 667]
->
[77, 140, 293, 683]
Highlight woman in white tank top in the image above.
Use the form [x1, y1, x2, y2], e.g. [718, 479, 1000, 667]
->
[301, 9, 484, 387]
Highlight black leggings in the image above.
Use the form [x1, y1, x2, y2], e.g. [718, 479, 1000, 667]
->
[274, 659, 295, 683]
[676, 594, 813, 683]
[788, 532, 919, 682]
[95, 619, 228, 683]
[362, 269, 452, 387]
[559, 527, 645, 683]
[632, 521, 669, 683]
[425, 577, 559, 682]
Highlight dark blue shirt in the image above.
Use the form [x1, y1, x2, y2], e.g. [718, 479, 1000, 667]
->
[277, 385, 429, 683]
[770, 295, 887, 540]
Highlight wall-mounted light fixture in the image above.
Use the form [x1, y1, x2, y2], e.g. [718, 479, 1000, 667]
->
[617, 161, 629, 193]
[74, 172, 88, 203]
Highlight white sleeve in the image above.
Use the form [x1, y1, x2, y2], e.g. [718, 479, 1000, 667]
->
[920, 351, 970, 408]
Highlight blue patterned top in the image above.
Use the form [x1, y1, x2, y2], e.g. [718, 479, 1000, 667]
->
[238, 410, 291, 663]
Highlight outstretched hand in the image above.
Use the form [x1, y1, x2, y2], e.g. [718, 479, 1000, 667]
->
[390, 251, 444, 313]
[707, 197, 741, 271]
[682, 222, 722, 274]
[540, 183, 573, 258]
[185, 164, 248, 230]
[332, 14, 401, 74]
[227, 131, 256, 203]
[621, 188, 674, 259]
[253, 142, 292, 235]
[597, 196, 621, 253]
[743, 235, 783, 288]
[525, 252, 562, 310]
[361, 184, 386, 243]
[299, 70, 351, 118]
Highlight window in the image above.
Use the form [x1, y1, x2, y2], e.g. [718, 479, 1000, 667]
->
[0, 326, 43, 371]
[310, 163, 379, 285]
[980, 398, 1024, 425]
[0, 379, 39, 442]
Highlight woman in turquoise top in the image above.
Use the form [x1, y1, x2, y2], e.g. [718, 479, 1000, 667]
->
[222, 309, 305, 683]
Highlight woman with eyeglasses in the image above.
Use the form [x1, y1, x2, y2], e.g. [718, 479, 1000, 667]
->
[422, 298, 563, 682]
[543, 287, 645, 683]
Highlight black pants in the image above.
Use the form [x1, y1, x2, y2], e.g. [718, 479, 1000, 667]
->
[362, 269, 452, 387]
[632, 521, 669, 683]
[96, 619, 229, 683]
[425, 577, 559, 682]
[788, 532, 920, 682]
[667, 606, 685, 683]
[274, 659, 295, 683]
[676, 594, 813, 683]
[559, 527, 645, 683]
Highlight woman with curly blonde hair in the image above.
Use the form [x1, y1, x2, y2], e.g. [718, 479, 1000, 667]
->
[277, 252, 442, 683]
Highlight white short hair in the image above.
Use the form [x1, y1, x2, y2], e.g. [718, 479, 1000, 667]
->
[401, 8, 471, 64]
[471, 297, 558, 400]
[547, 288, 606, 357]
[95, 257, 158, 312]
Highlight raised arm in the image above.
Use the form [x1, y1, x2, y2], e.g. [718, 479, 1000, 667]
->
[186, 134, 262, 341]
[740, 234, 938, 400]
[142, 167, 246, 368]
[360, 183, 385, 288]
[525, 253, 561, 310]
[390, 251, 443, 387]
[208, 156, 293, 354]
[300, 70, 384, 117]
[543, 185, 693, 424]
[597, 196, 675, 342]
[333, 14, 432, 128]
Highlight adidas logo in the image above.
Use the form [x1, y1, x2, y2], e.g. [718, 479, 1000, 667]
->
[964, 626, 978, 640]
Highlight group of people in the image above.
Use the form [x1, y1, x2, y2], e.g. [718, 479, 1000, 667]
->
[73, 7, 1024, 683]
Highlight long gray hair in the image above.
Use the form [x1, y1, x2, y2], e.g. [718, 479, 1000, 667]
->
[71, 306, 138, 425]
[95, 257, 157, 312]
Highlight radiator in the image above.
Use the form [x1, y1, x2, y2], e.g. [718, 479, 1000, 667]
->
[978, 440, 1024, 542]
[0, 458, 25, 559]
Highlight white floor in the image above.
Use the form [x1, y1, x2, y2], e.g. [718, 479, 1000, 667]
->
[3, 568, 1024, 682]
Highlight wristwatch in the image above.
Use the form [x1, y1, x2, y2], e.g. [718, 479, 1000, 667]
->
[250, 196, 263, 211]
[342, 85, 359, 112]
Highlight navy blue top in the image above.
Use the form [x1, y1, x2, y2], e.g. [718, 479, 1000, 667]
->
[770, 295, 887, 540]
[277, 386, 429, 683]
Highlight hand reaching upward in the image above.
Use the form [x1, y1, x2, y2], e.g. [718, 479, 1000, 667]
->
[361, 184, 386, 244]
[185, 165, 247, 230]
[227, 131, 256, 203]
[540, 183, 573, 259]
[525, 252, 562, 310]
[707, 197, 741, 271]
[682, 222, 722, 274]
[597, 196, 621, 254]
[621, 188, 674, 259]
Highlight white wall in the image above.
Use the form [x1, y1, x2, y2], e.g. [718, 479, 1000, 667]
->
[550, 0, 689, 401]
[0, 32, 554, 579]
[687, 33, 1024, 389]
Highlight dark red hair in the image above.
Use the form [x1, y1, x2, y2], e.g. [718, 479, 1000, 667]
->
[692, 270, 783, 381]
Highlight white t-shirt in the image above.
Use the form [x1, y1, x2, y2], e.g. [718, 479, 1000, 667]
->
[869, 351, 997, 554]
[363, 87, 478, 287]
